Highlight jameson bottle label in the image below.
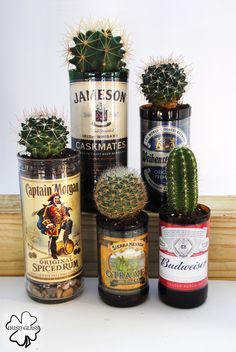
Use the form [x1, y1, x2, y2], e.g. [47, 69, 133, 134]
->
[20, 175, 83, 283]
[159, 221, 209, 291]
[141, 119, 189, 193]
[100, 233, 148, 291]
[70, 80, 127, 167]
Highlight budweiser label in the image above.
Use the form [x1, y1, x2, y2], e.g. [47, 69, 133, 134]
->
[159, 220, 209, 291]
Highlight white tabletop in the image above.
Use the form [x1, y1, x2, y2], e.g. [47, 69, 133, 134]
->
[0, 278, 235, 352]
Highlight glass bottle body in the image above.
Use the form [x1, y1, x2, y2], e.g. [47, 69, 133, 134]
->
[18, 149, 84, 303]
[97, 211, 149, 307]
[158, 204, 210, 308]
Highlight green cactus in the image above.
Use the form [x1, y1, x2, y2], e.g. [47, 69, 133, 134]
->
[141, 59, 188, 109]
[167, 147, 198, 214]
[95, 167, 147, 219]
[18, 111, 69, 158]
[67, 23, 127, 72]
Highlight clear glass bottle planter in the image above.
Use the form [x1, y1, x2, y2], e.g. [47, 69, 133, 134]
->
[18, 149, 84, 303]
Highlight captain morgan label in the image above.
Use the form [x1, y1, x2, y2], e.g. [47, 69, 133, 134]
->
[100, 233, 148, 291]
[159, 220, 209, 291]
[20, 174, 82, 283]
[70, 80, 127, 159]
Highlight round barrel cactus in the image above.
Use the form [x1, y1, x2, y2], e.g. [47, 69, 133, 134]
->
[19, 111, 69, 158]
[141, 59, 188, 108]
[66, 21, 127, 72]
[95, 167, 147, 219]
[167, 147, 198, 214]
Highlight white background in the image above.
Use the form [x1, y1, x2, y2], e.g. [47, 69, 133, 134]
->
[0, 277, 236, 352]
[1, 0, 235, 195]
[1, 278, 236, 352]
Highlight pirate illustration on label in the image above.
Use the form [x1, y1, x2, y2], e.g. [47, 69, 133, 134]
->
[36, 192, 74, 259]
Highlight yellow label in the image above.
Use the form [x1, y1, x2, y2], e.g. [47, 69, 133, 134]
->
[20, 174, 82, 283]
[100, 233, 148, 290]
[70, 81, 127, 140]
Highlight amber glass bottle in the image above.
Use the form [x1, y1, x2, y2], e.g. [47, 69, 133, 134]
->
[97, 211, 149, 307]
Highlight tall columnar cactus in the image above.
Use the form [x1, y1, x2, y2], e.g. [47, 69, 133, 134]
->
[95, 167, 147, 219]
[141, 59, 188, 109]
[167, 147, 198, 214]
[19, 111, 69, 158]
[66, 21, 127, 72]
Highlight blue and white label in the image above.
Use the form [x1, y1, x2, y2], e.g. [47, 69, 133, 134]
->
[141, 121, 190, 194]
[143, 125, 188, 150]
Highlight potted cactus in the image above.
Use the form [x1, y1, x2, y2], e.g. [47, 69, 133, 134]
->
[17, 110, 83, 303]
[158, 147, 210, 308]
[94, 167, 149, 307]
[66, 20, 129, 212]
[140, 58, 191, 211]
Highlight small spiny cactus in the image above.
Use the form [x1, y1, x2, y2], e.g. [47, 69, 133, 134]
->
[19, 110, 69, 158]
[66, 20, 127, 72]
[141, 58, 188, 109]
[95, 167, 147, 219]
[167, 147, 198, 214]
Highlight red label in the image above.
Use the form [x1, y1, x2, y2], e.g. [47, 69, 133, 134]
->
[159, 277, 208, 291]
[159, 220, 210, 291]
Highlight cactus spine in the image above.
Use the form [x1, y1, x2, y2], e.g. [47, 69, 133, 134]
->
[167, 147, 198, 214]
[95, 167, 147, 219]
[19, 111, 69, 158]
[141, 59, 188, 108]
[66, 21, 127, 72]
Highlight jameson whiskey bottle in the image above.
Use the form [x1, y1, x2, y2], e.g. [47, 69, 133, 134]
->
[70, 71, 128, 212]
